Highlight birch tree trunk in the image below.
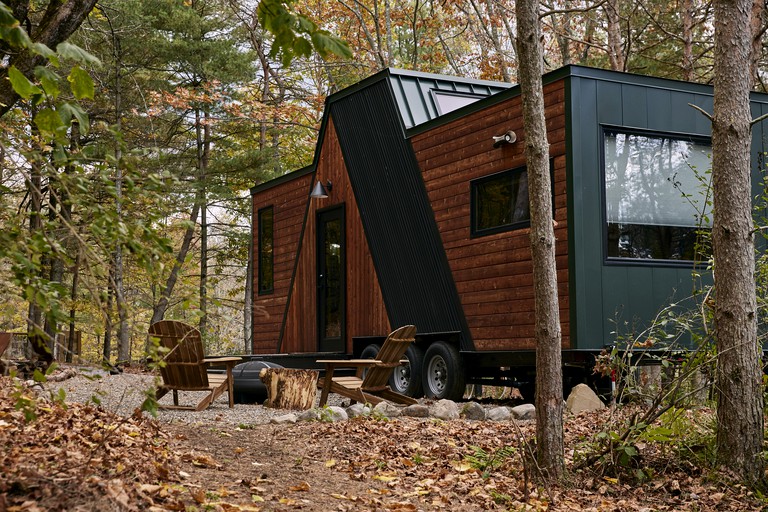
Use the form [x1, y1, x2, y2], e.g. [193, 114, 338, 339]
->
[712, 0, 764, 488]
[515, 0, 564, 482]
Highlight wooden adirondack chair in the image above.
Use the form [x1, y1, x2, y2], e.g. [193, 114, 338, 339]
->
[317, 325, 419, 406]
[148, 320, 241, 411]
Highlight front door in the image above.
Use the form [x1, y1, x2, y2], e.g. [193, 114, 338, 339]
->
[317, 206, 345, 352]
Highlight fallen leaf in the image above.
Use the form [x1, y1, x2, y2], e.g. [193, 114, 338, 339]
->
[289, 481, 310, 491]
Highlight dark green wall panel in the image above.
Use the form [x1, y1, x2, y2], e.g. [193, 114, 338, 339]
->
[566, 69, 768, 350]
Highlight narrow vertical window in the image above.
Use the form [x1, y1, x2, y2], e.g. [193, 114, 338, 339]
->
[258, 206, 274, 294]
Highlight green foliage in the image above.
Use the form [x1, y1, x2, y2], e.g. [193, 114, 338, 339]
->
[464, 445, 516, 479]
[257, 0, 351, 65]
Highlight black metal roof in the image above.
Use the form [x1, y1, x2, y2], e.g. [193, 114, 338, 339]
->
[330, 79, 474, 347]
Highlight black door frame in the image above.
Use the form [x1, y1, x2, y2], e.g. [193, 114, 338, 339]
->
[316, 205, 346, 352]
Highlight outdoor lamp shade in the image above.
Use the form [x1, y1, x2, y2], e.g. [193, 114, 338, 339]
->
[310, 180, 331, 199]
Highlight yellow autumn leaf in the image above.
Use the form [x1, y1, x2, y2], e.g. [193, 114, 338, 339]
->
[278, 498, 297, 505]
[325, 459, 336, 467]
[603, 476, 619, 485]
[251, 495, 264, 502]
[373, 475, 398, 482]
[452, 461, 474, 472]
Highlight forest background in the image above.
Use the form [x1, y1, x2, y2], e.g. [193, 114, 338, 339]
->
[1, 0, 766, 364]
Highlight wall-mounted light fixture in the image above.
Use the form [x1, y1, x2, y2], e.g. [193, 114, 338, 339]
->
[310, 179, 333, 199]
[492, 130, 517, 148]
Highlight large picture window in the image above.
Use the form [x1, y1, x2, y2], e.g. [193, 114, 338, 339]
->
[258, 206, 274, 294]
[471, 166, 530, 237]
[603, 128, 712, 261]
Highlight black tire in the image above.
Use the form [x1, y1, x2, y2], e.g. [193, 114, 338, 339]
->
[360, 344, 380, 379]
[360, 344, 380, 359]
[388, 344, 424, 397]
[422, 341, 465, 400]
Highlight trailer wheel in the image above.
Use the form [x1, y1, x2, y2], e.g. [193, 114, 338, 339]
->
[422, 342, 465, 400]
[389, 345, 424, 397]
[359, 344, 381, 379]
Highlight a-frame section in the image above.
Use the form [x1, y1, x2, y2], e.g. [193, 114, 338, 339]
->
[279, 117, 391, 353]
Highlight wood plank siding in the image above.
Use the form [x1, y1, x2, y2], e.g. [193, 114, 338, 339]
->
[411, 79, 570, 351]
[251, 173, 313, 354]
[278, 118, 391, 354]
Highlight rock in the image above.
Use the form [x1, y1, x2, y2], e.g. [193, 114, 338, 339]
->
[566, 383, 605, 414]
[319, 406, 348, 422]
[297, 409, 321, 421]
[270, 413, 298, 424]
[460, 402, 486, 420]
[486, 406, 511, 421]
[430, 399, 459, 420]
[373, 401, 402, 418]
[401, 404, 430, 417]
[346, 403, 372, 418]
[510, 403, 535, 420]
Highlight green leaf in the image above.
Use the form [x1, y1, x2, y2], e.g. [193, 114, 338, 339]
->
[0, 4, 17, 26]
[56, 42, 101, 66]
[67, 66, 94, 100]
[311, 31, 352, 59]
[30, 42, 57, 63]
[8, 66, 41, 99]
[34, 66, 60, 98]
[0, 25, 32, 49]
[34, 108, 66, 139]
[58, 102, 89, 134]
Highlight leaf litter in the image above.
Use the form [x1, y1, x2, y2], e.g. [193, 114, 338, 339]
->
[0, 376, 764, 511]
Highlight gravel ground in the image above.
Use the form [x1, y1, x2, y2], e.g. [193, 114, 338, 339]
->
[43, 368, 350, 426]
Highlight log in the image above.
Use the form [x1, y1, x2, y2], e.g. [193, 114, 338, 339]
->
[259, 368, 318, 410]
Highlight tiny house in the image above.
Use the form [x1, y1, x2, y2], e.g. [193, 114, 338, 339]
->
[250, 65, 768, 400]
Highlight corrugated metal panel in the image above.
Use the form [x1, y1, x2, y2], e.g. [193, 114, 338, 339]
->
[387, 72, 510, 129]
[331, 79, 474, 350]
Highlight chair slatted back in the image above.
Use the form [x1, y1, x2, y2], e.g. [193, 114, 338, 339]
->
[361, 325, 416, 390]
[149, 320, 209, 389]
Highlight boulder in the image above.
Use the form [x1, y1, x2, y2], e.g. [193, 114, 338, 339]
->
[270, 413, 298, 424]
[297, 409, 321, 422]
[460, 402, 486, 421]
[320, 406, 348, 422]
[373, 401, 402, 418]
[346, 403, 372, 418]
[430, 399, 459, 420]
[566, 383, 605, 414]
[401, 404, 430, 418]
[486, 406, 511, 421]
[510, 403, 535, 420]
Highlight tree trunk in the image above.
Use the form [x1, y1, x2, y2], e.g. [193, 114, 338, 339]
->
[244, 228, 253, 354]
[103, 276, 113, 362]
[259, 368, 319, 410]
[113, 29, 130, 363]
[712, 0, 765, 488]
[515, 0, 564, 482]
[682, 0, 695, 81]
[197, 108, 211, 341]
[150, 203, 201, 324]
[750, 0, 767, 87]
[605, 0, 625, 71]
[67, 249, 80, 363]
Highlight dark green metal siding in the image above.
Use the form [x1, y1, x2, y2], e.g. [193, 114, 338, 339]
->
[567, 71, 768, 350]
[330, 79, 474, 349]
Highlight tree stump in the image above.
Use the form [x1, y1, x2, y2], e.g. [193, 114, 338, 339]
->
[259, 368, 318, 410]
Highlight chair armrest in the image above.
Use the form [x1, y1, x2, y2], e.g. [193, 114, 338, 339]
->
[317, 359, 380, 367]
